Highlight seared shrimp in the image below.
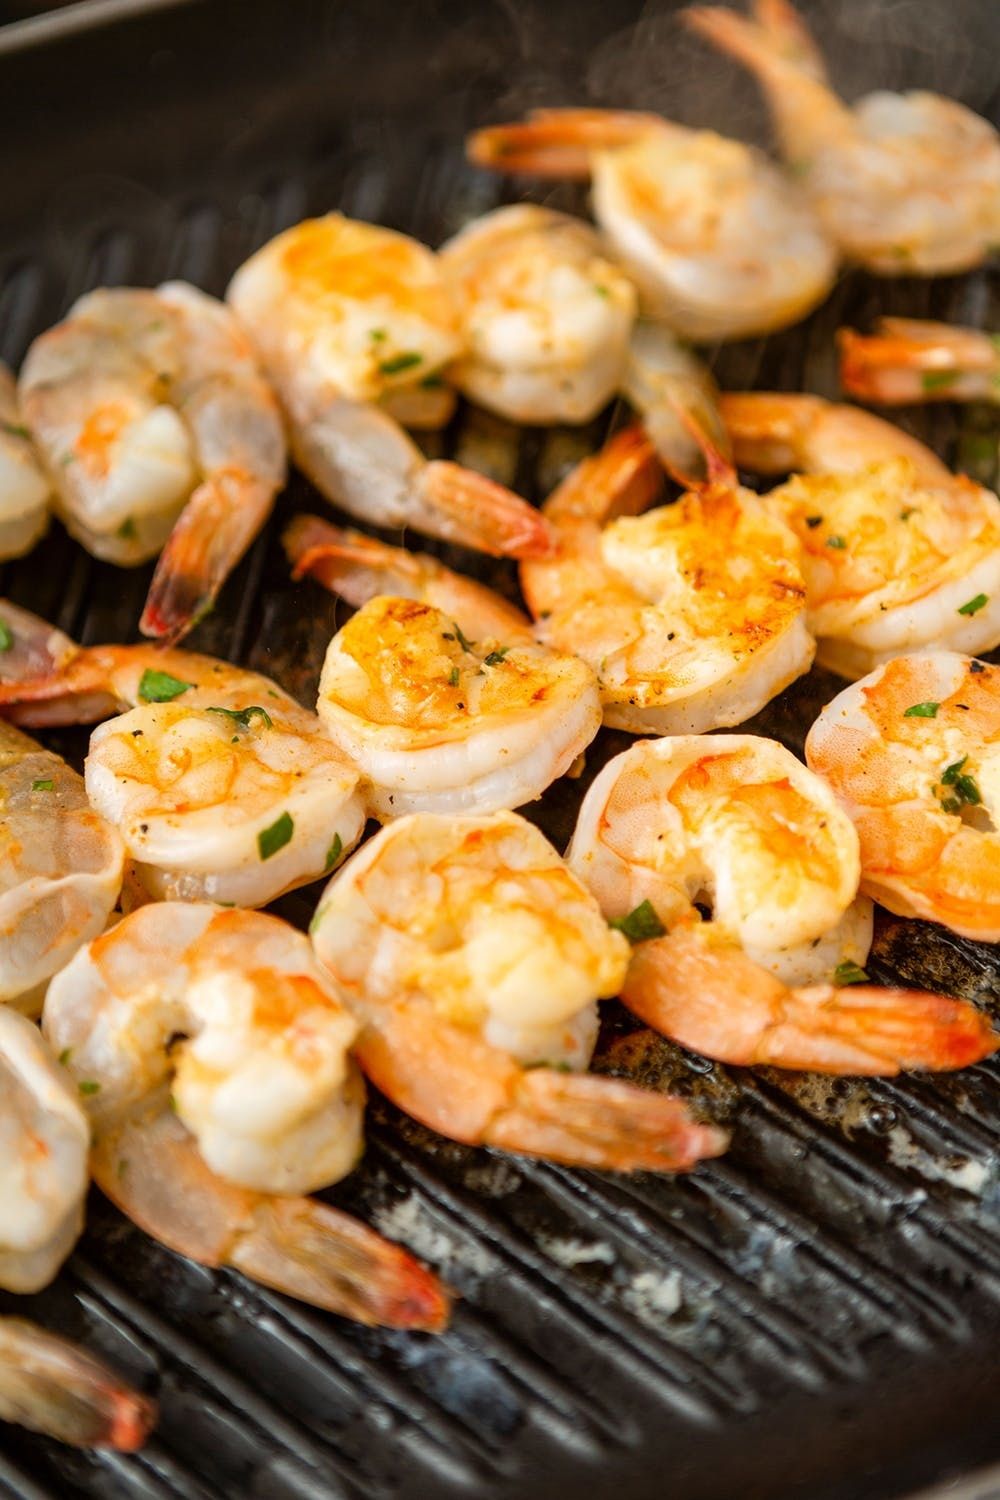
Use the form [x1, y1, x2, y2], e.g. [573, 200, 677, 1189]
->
[840, 318, 1000, 407]
[311, 811, 727, 1170]
[0, 1319, 155, 1450]
[568, 735, 996, 1074]
[520, 427, 813, 733]
[0, 1008, 88, 1292]
[227, 214, 552, 559]
[19, 283, 286, 643]
[0, 607, 364, 909]
[0, 366, 50, 559]
[43, 904, 450, 1331]
[0, 684, 123, 1014]
[806, 652, 1000, 944]
[686, 0, 1000, 274]
[468, 109, 836, 340]
[286, 517, 601, 818]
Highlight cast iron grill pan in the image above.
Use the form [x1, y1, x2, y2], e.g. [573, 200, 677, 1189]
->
[0, 2, 997, 1496]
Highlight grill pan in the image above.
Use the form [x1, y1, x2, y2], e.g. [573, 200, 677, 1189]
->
[0, 1, 999, 1495]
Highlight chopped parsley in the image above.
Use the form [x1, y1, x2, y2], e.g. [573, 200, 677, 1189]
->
[450, 621, 475, 653]
[938, 755, 981, 813]
[258, 810, 294, 861]
[206, 704, 273, 731]
[78, 1080, 101, 1096]
[483, 646, 510, 667]
[31, 777, 54, 791]
[58, 1048, 72, 1067]
[324, 833, 343, 872]
[378, 351, 423, 376]
[117, 516, 137, 540]
[369, 328, 387, 343]
[958, 593, 988, 616]
[834, 961, 869, 986]
[138, 668, 193, 703]
[826, 535, 846, 549]
[899, 508, 915, 521]
[593, 283, 610, 298]
[420, 373, 446, 389]
[902, 701, 939, 719]
[1, 420, 29, 440]
[609, 899, 666, 945]
[448, 666, 460, 687]
[920, 370, 955, 393]
[0, 619, 13, 653]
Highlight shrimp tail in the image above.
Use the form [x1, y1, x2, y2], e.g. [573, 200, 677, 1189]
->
[0, 602, 120, 727]
[660, 397, 738, 489]
[543, 425, 665, 526]
[141, 470, 276, 643]
[487, 1069, 729, 1172]
[467, 108, 660, 177]
[0, 1317, 156, 1450]
[838, 319, 999, 405]
[750, 0, 828, 81]
[418, 460, 556, 558]
[229, 1197, 451, 1332]
[284, 514, 416, 606]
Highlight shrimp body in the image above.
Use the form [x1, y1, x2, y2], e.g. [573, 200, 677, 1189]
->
[469, 110, 836, 340]
[312, 811, 727, 1170]
[228, 215, 552, 560]
[287, 517, 600, 817]
[0, 1319, 155, 1450]
[840, 318, 1000, 407]
[19, 283, 286, 642]
[0, 717, 123, 1013]
[687, 0, 1000, 274]
[44, 905, 449, 1330]
[521, 428, 813, 734]
[0, 366, 50, 559]
[0, 1008, 89, 1293]
[806, 652, 1000, 943]
[568, 734, 996, 1073]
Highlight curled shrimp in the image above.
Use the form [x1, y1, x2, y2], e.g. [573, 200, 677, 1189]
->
[806, 652, 1000, 945]
[0, 365, 50, 560]
[43, 904, 450, 1331]
[468, 108, 836, 340]
[0, 1007, 88, 1292]
[227, 214, 553, 559]
[0, 1318, 155, 1450]
[519, 426, 813, 734]
[18, 282, 286, 644]
[311, 810, 727, 1171]
[839, 318, 1000, 407]
[686, 0, 1000, 274]
[0, 605, 364, 909]
[568, 734, 996, 1074]
[286, 516, 601, 818]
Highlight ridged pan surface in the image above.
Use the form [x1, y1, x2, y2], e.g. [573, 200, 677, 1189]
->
[0, 2, 997, 1497]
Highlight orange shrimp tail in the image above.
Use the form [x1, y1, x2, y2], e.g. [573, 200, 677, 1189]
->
[420, 460, 556, 558]
[0, 605, 120, 727]
[751, 0, 827, 80]
[544, 425, 665, 525]
[0, 1318, 157, 1450]
[103, 1389, 159, 1452]
[468, 108, 659, 177]
[141, 471, 275, 644]
[662, 398, 738, 489]
[284, 514, 398, 607]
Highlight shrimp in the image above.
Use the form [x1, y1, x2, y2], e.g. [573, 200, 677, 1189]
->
[519, 427, 814, 734]
[0, 682, 123, 1015]
[0, 365, 50, 560]
[715, 393, 1000, 677]
[0, 1007, 88, 1292]
[0, 1318, 155, 1450]
[18, 282, 286, 644]
[685, 0, 1000, 275]
[839, 318, 1000, 407]
[467, 109, 836, 340]
[0, 606, 364, 910]
[43, 904, 450, 1331]
[311, 811, 727, 1171]
[226, 214, 553, 559]
[806, 652, 1000, 944]
[286, 516, 601, 818]
[567, 734, 996, 1074]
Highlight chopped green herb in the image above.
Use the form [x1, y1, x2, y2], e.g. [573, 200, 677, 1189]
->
[826, 535, 847, 549]
[899, 508, 915, 521]
[205, 704, 273, 731]
[117, 516, 137, 540]
[78, 1080, 101, 1096]
[117, 1157, 128, 1179]
[58, 1048, 72, 1067]
[593, 283, 610, 298]
[448, 666, 460, 687]
[378, 351, 423, 376]
[258, 810, 294, 860]
[0, 619, 13, 653]
[939, 755, 981, 807]
[59, 451, 75, 466]
[369, 327, 387, 343]
[138, 668, 193, 703]
[903, 701, 939, 719]
[608, 899, 666, 945]
[804, 514, 823, 529]
[168, 1092, 178, 1113]
[920, 370, 955, 393]
[834, 961, 869, 986]
[958, 593, 988, 616]
[308, 902, 327, 937]
[483, 646, 510, 667]
[452, 621, 475, 653]
[31, 777, 54, 791]
[1, 420, 30, 440]
[420, 373, 446, 389]
[324, 833, 343, 872]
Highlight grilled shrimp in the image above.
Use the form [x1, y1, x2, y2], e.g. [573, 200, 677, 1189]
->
[0, 1008, 88, 1292]
[806, 652, 1000, 945]
[568, 735, 996, 1074]
[519, 427, 813, 733]
[0, 606, 364, 909]
[0, 667, 123, 1014]
[468, 109, 836, 340]
[286, 516, 601, 818]
[311, 811, 727, 1171]
[686, 0, 1000, 274]
[43, 904, 450, 1331]
[0, 1319, 155, 1450]
[839, 318, 1000, 407]
[715, 393, 1000, 677]
[227, 214, 552, 559]
[18, 282, 286, 643]
[0, 366, 50, 559]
